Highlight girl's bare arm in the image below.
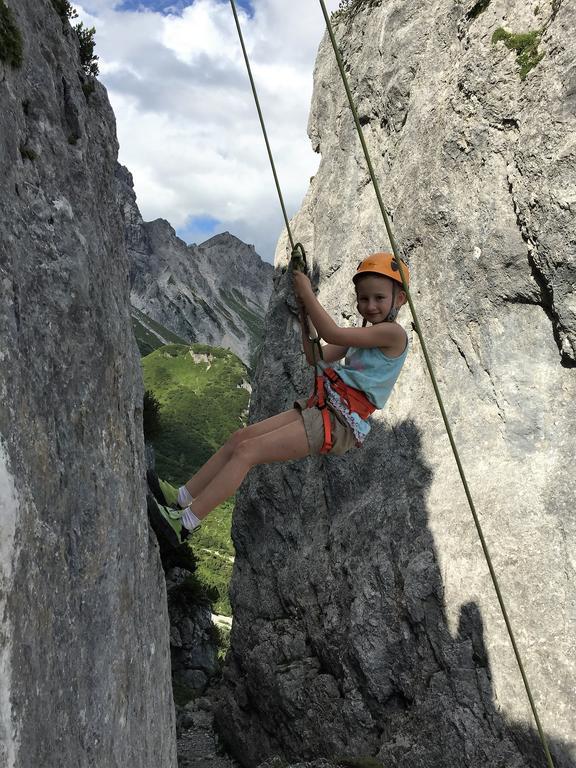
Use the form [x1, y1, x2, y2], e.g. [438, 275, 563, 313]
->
[298, 310, 347, 365]
[296, 276, 404, 350]
[320, 344, 349, 363]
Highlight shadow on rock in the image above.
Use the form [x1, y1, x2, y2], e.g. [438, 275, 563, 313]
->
[215, 419, 573, 768]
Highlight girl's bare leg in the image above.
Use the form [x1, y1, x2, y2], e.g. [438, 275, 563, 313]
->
[185, 409, 303, 498]
[192, 417, 310, 519]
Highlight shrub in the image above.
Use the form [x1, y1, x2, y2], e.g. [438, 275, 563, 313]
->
[50, 0, 77, 20]
[50, 2, 99, 77]
[492, 27, 544, 80]
[0, 0, 23, 68]
[74, 21, 99, 77]
[211, 621, 231, 663]
[143, 389, 162, 440]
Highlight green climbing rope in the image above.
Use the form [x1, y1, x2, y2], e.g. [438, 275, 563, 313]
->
[228, 0, 295, 251]
[317, 2, 555, 766]
[228, 0, 322, 362]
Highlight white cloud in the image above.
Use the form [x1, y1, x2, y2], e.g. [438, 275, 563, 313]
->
[76, 0, 340, 261]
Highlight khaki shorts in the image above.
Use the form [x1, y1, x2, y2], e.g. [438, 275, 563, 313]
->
[294, 398, 357, 456]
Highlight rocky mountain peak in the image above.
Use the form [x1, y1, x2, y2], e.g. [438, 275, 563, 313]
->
[199, 231, 249, 249]
[116, 164, 273, 367]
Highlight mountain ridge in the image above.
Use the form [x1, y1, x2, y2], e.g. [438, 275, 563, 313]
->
[116, 164, 274, 368]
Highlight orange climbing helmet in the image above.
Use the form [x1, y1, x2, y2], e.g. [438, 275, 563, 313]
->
[353, 251, 410, 287]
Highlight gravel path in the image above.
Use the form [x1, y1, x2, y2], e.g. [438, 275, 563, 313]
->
[175, 693, 343, 768]
[177, 696, 239, 768]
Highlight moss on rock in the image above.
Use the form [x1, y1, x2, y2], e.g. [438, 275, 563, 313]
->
[492, 27, 544, 79]
[0, 0, 23, 68]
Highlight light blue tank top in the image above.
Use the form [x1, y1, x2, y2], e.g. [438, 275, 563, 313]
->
[315, 337, 408, 446]
[327, 339, 408, 408]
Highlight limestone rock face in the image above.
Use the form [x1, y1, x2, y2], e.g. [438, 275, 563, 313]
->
[167, 568, 220, 699]
[117, 167, 274, 367]
[0, 3, 175, 767]
[218, 1, 575, 766]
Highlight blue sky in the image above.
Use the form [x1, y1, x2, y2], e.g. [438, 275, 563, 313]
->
[116, 0, 254, 15]
[76, 0, 339, 261]
[179, 214, 222, 245]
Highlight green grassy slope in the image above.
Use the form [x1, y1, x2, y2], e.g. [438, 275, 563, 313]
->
[142, 343, 250, 615]
[131, 305, 190, 356]
[142, 343, 249, 481]
[192, 498, 235, 615]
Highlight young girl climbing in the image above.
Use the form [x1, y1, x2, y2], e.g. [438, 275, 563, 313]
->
[147, 252, 409, 548]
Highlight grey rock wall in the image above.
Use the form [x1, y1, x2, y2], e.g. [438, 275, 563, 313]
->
[117, 166, 274, 367]
[218, 1, 575, 766]
[0, 2, 176, 766]
[167, 567, 220, 699]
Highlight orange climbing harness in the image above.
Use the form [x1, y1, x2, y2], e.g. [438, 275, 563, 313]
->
[307, 367, 376, 453]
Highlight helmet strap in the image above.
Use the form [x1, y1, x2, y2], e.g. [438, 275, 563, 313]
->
[385, 282, 398, 322]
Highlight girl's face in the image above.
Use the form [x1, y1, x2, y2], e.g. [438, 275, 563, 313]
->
[355, 274, 404, 323]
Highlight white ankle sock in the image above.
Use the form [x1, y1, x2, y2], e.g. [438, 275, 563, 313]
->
[178, 486, 194, 508]
[181, 506, 201, 531]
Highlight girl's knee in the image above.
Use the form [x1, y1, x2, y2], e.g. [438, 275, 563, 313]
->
[231, 436, 258, 467]
[228, 427, 248, 450]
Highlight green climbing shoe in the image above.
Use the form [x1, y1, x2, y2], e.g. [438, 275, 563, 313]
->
[147, 469, 179, 508]
[147, 495, 189, 548]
